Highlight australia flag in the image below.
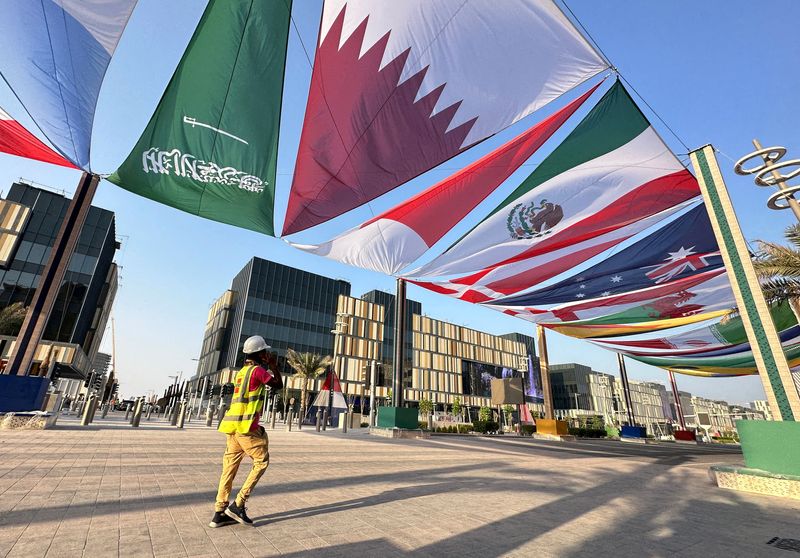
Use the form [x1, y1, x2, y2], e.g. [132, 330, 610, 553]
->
[489, 204, 722, 307]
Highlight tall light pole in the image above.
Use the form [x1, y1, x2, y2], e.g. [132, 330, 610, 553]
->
[735, 141, 800, 221]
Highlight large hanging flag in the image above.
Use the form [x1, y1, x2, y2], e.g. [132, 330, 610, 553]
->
[412, 198, 700, 303]
[0, 109, 76, 169]
[288, 83, 601, 275]
[490, 203, 722, 307]
[593, 302, 798, 356]
[0, 0, 137, 170]
[108, 0, 291, 236]
[494, 270, 733, 337]
[412, 81, 699, 279]
[282, 0, 608, 235]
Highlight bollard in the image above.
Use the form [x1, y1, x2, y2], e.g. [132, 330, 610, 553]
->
[322, 409, 329, 431]
[342, 411, 348, 433]
[316, 409, 322, 432]
[177, 401, 187, 429]
[206, 405, 215, 427]
[170, 401, 180, 426]
[287, 410, 294, 431]
[124, 403, 132, 421]
[80, 395, 96, 426]
[131, 398, 144, 427]
[87, 398, 99, 423]
[216, 404, 228, 429]
[101, 403, 109, 419]
[146, 404, 153, 421]
[270, 406, 277, 430]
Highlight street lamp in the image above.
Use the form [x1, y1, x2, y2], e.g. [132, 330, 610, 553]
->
[735, 140, 800, 221]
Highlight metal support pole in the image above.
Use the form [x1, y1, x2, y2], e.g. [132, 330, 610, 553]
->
[668, 370, 686, 430]
[5, 172, 100, 376]
[80, 394, 96, 426]
[146, 403, 153, 421]
[392, 278, 406, 408]
[535, 325, 555, 420]
[124, 403, 132, 422]
[751, 139, 800, 221]
[617, 354, 636, 426]
[101, 403, 109, 419]
[692, 145, 800, 421]
[322, 408, 329, 430]
[87, 397, 98, 423]
[369, 360, 377, 427]
[206, 404, 215, 427]
[316, 409, 322, 431]
[342, 411, 348, 433]
[270, 403, 277, 429]
[177, 401, 187, 429]
[287, 410, 294, 431]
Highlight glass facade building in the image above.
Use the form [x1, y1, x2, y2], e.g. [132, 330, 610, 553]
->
[197, 257, 351, 374]
[0, 182, 118, 376]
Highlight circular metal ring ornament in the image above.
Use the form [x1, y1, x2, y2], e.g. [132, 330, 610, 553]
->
[767, 185, 800, 210]
[734, 146, 787, 175]
[753, 159, 800, 186]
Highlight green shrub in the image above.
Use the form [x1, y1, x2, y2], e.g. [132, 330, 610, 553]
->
[478, 406, 492, 422]
[418, 421, 428, 431]
[568, 427, 606, 438]
[520, 424, 536, 436]
[473, 420, 500, 434]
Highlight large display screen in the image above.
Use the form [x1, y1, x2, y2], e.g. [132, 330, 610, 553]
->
[461, 356, 543, 403]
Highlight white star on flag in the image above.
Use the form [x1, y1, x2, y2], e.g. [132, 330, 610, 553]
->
[576, 293, 586, 298]
[601, 291, 611, 296]
[611, 275, 623, 283]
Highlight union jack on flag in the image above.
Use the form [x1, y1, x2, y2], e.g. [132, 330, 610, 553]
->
[645, 247, 721, 284]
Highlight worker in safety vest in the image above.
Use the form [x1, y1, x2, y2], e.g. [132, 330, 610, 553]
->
[210, 335, 283, 528]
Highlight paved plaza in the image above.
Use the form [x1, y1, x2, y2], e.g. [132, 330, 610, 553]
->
[0, 413, 798, 558]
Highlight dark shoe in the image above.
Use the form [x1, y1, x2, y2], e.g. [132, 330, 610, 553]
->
[208, 511, 237, 528]
[225, 502, 253, 526]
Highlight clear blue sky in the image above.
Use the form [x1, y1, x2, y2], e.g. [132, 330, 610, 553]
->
[0, 1, 798, 404]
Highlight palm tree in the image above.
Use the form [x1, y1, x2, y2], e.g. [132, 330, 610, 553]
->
[285, 349, 332, 422]
[754, 223, 800, 309]
[0, 303, 27, 336]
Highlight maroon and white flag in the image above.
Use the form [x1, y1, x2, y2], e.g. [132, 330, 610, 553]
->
[288, 83, 601, 275]
[282, 0, 607, 235]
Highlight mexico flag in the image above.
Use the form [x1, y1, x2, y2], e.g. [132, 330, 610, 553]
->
[411, 81, 699, 281]
[0, 108, 76, 168]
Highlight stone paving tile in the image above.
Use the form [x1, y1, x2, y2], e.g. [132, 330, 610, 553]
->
[1, 413, 799, 557]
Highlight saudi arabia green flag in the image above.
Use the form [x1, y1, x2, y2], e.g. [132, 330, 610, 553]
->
[108, 0, 291, 235]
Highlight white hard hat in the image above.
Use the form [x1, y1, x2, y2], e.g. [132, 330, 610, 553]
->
[243, 335, 270, 354]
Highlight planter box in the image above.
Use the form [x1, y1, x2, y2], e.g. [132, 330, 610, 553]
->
[674, 429, 696, 442]
[377, 406, 419, 430]
[738, 420, 800, 477]
[621, 425, 647, 438]
[535, 419, 568, 436]
[0, 375, 49, 412]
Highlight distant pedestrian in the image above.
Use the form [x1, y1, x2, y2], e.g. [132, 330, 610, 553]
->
[209, 336, 283, 528]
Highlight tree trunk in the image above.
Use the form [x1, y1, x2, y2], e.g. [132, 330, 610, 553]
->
[301, 378, 308, 423]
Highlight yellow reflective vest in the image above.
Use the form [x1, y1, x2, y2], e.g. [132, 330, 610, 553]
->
[218, 365, 264, 434]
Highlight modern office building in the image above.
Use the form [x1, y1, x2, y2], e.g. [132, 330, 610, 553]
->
[750, 399, 773, 421]
[549, 363, 618, 420]
[0, 181, 118, 379]
[189, 258, 542, 415]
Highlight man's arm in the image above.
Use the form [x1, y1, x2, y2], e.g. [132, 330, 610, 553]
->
[265, 367, 283, 390]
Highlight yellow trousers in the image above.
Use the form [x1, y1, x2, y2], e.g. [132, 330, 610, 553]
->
[215, 428, 269, 511]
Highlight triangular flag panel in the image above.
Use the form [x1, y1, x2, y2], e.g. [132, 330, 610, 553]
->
[0, 109, 77, 169]
[412, 81, 699, 279]
[411, 198, 700, 303]
[288, 83, 602, 275]
[592, 302, 798, 357]
[491, 203, 722, 307]
[109, 0, 291, 236]
[0, 0, 137, 170]
[282, 0, 608, 235]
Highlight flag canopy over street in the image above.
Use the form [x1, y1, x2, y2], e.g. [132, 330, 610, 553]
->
[0, 0, 792, 381]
